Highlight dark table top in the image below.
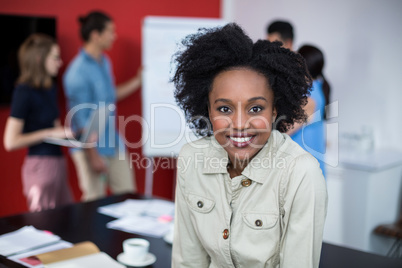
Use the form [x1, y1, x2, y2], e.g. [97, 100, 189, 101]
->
[1, 193, 401, 268]
[0, 193, 171, 268]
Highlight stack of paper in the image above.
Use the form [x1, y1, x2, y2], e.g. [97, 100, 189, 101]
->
[98, 199, 175, 238]
[9, 241, 73, 268]
[45, 252, 124, 268]
[37, 241, 125, 268]
[0, 226, 62, 257]
[0, 226, 73, 268]
[107, 215, 172, 238]
[0, 227, 123, 268]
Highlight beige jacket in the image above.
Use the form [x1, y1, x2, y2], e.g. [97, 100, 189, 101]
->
[172, 130, 328, 268]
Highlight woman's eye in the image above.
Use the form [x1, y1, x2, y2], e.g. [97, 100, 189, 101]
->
[249, 106, 262, 113]
[218, 106, 231, 113]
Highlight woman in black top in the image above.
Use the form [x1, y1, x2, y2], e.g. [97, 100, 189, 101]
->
[3, 33, 73, 212]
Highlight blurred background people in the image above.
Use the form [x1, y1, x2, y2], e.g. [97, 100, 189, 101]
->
[299, 45, 331, 119]
[63, 11, 141, 201]
[266, 20, 294, 50]
[3, 33, 74, 212]
[288, 44, 330, 178]
[266, 19, 329, 178]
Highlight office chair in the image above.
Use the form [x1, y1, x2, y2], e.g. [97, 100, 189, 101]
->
[374, 204, 402, 258]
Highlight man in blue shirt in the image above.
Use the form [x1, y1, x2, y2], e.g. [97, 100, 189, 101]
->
[63, 11, 141, 201]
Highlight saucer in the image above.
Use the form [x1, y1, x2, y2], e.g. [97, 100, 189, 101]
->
[117, 252, 156, 267]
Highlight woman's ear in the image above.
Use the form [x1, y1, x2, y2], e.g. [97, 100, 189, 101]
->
[207, 101, 211, 119]
[272, 107, 277, 122]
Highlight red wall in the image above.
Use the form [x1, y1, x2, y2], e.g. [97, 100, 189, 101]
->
[0, 0, 220, 217]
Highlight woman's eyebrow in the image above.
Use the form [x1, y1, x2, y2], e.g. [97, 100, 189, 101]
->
[214, 96, 268, 104]
[248, 96, 268, 103]
[214, 98, 231, 104]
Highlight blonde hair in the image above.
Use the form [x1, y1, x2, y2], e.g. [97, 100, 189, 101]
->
[17, 33, 56, 89]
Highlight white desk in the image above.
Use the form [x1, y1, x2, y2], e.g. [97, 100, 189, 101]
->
[323, 148, 402, 255]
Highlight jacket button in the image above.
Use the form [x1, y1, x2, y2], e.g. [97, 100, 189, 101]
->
[255, 219, 263, 227]
[241, 179, 252, 187]
[197, 201, 204, 208]
[223, 229, 229, 239]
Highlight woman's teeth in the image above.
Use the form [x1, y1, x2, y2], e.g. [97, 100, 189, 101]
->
[230, 136, 252, 143]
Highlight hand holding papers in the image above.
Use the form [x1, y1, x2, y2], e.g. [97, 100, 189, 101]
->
[43, 106, 110, 148]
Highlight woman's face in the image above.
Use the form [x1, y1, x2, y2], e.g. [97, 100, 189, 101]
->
[208, 68, 276, 164]
[45, 44, 62, 77]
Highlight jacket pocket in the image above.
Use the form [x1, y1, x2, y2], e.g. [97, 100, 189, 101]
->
[242, 212, 279, 230]
[186, 193, 215, 213]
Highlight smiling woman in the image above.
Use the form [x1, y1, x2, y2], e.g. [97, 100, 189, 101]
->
[208, 68, 276, 177]
[171, 23, 328, 268]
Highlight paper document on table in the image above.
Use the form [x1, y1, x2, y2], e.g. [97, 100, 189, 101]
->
[0, 226, 61, 257]
[98, 199, 175, 218]
[106, 215, 173, 238]
[9, 241, 73, 268]
[44, 252, 125, 268]
[98, 198, 175, 238]
[35, 242, 124, 268]
[98, 199, 150, 218]
[146, 199, 175, 217]
[45, 252, 126, 268]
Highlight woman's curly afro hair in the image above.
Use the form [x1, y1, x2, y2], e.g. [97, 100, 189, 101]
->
[172, 23, 312, 136]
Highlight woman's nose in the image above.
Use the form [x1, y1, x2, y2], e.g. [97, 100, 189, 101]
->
[232, 110, 249, 130]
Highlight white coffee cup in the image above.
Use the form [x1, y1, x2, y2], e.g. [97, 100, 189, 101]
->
[123, 238, 150, 262]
